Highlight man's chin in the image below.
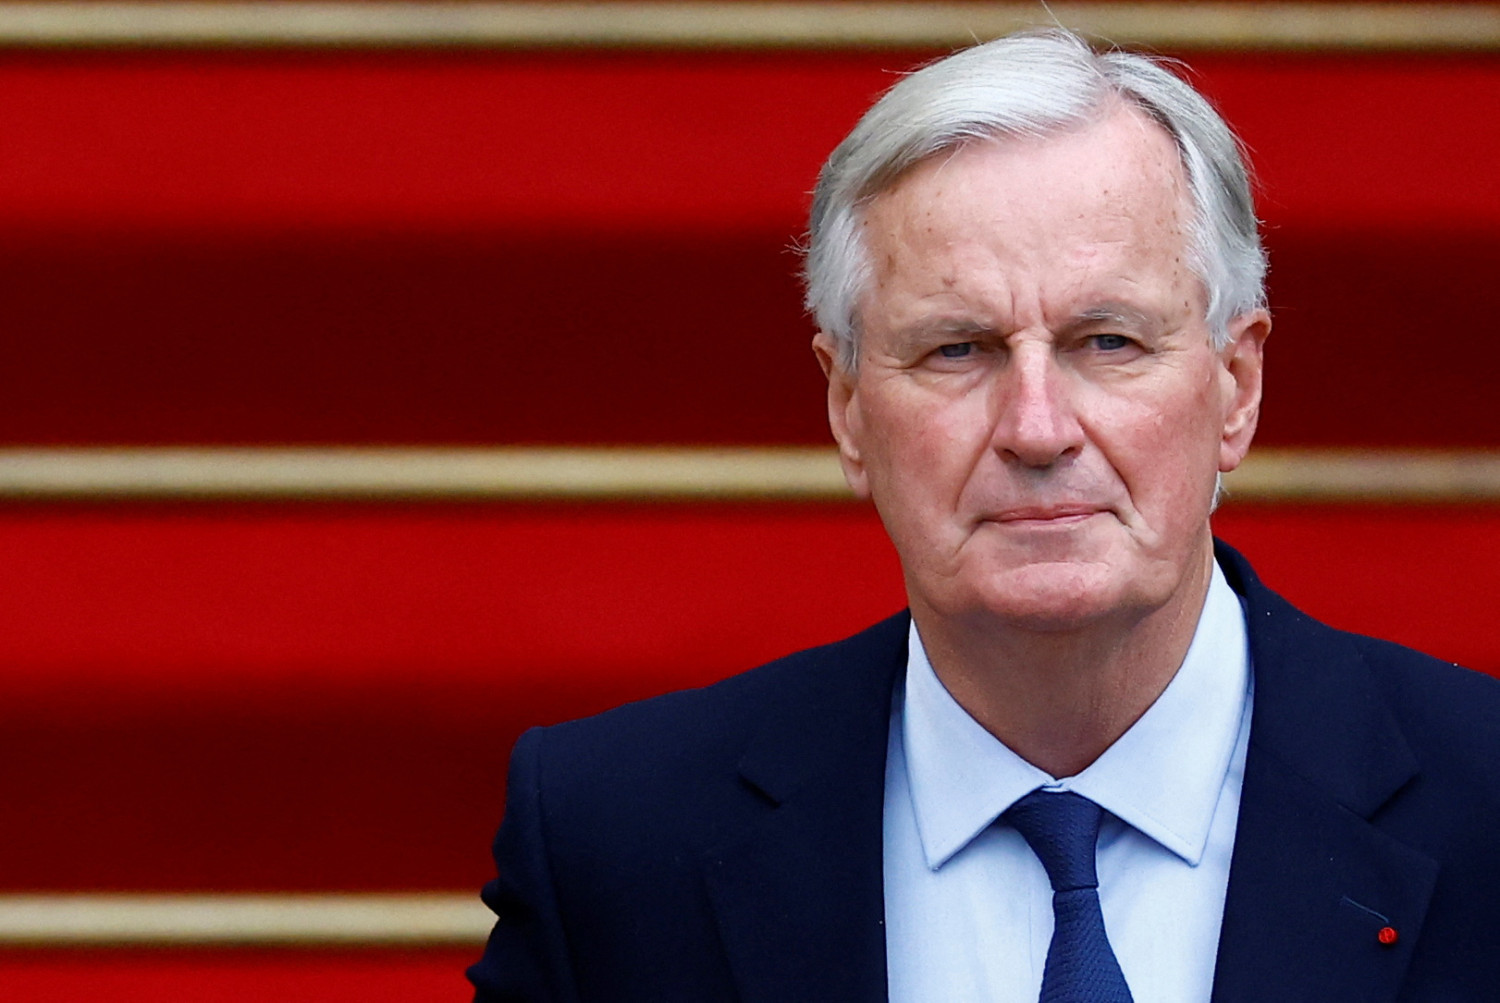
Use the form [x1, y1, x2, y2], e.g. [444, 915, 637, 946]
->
[952, 560, 1140, 634]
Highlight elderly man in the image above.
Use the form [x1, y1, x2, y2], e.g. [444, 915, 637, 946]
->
[469, 30, 1500, 1002]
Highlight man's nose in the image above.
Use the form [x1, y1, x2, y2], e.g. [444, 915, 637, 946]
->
[988, 345, 1085, 468]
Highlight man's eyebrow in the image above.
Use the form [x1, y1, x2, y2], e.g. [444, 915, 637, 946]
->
[905, 317, 992, 335]
[888, 318, 992, 348]
[1068, 304, 1160, 330]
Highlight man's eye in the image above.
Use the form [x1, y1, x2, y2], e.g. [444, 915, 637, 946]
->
[1092, 334, 1134, 351]
[937, 342, 974, 359]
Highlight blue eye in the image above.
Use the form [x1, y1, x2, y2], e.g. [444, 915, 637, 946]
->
[938, 342, 974, 359]
[1093, 334, 1132, 351]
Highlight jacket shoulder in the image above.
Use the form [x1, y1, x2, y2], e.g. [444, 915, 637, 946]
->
[1219, 536, 1500, 797]
[526, 610, 908, 800]
[1343, 629, 1500, 781]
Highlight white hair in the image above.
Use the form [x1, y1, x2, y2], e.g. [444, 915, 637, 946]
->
[803, 29, 1267, 370]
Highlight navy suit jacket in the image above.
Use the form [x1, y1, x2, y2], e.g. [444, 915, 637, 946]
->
[470, 543, 1500, 1001]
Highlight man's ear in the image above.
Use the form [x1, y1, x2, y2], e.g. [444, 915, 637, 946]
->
[1218, 309, 1271, 474]
[812, 330, 871, 499]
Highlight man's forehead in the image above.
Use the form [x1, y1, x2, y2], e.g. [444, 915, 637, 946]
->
[874, 106, 1187, 216]
[855, 109, 1202, 337]
[866, 120, 1189, 255]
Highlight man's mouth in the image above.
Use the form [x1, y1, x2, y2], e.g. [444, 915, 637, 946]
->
[989, 505, 1106, 525]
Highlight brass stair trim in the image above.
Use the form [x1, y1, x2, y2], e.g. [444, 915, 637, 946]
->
[0, 2, 1494, 51]
[0, 446, 1496, 502]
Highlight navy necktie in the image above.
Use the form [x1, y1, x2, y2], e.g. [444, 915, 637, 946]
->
[1005, 790, 1135, 1003]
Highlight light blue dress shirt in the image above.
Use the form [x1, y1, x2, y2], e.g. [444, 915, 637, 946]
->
[884, 562, 1253, 1002]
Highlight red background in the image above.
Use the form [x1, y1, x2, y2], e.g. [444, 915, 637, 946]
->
[0, 52, 1496, 446]
[0, 36, 1497, 1000]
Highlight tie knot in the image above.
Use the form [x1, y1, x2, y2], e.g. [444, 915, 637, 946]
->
[1004, 789, 1104, 892]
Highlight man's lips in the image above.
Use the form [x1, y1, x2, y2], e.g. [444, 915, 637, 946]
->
[988, 505, 1107, 524]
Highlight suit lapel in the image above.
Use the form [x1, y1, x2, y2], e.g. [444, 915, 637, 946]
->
[702, 614, 907, 1003]
[1211, 545, 1438, 1003]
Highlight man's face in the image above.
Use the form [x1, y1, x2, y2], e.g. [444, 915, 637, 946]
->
[816, 105, 1268, 634]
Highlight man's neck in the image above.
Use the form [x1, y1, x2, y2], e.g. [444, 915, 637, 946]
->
[912, 554, 1214, 778]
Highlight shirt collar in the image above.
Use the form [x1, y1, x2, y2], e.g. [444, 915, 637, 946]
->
[902, 559, 1251, 871]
